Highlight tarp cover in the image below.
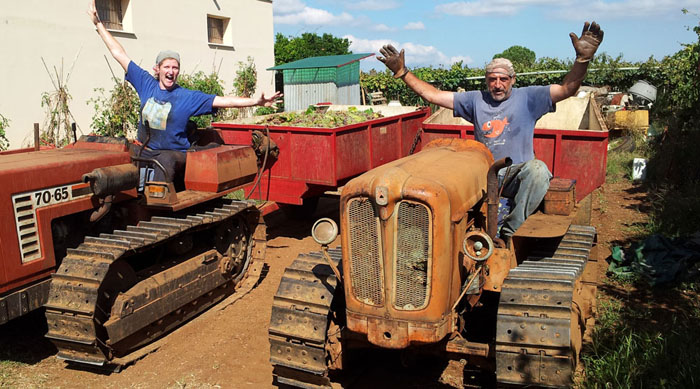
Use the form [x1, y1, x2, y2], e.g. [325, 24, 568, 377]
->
[608, 233, 700, 285]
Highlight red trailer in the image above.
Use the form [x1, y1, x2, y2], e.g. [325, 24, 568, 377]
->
[420, 93, 609, 201]
[214, 105, 431, 207]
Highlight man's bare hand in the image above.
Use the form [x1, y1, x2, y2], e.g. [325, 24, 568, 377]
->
[570, 22, 604, 63]
[378, 45, 408, 78]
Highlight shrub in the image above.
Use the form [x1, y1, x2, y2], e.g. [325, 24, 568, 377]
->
[0, 114, 9, 151]
[87, 79, 140, 139]
[178, 71, 227, 128]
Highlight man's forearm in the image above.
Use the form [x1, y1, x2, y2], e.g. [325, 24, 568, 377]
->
[562, 61, 589, 92]
[551, 60, 590, 102]
[402, 72, 454, 109]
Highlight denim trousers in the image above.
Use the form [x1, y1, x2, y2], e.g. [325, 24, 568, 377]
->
[137, 148, 187, 191]
[498, 159, 552, 237]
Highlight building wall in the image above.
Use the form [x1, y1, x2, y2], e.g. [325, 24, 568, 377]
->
[336, 84, 361, 106]
[0, 0, 274, 149]
[283, 83, 361, 112]
[283, 83, 334, 112]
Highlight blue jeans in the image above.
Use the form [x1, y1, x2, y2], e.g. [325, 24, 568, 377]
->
[138, 148, 187, 191]
[498, 159, 552, 237]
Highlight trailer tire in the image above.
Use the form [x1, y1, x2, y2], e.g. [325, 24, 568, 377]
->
[610, 135, 636, 153]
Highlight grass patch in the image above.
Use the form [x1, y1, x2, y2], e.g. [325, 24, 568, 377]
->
[606, 132, 652, 183]
[606, 150, 636, 182]
[644, 182, 700, 237]
[224, 189, 246, 201]
[0, 360, 26, 387]
[0, 360, 49, 388]
[581, 290, 700, 388]
[595, 190, 608, 214]
[224, 188, 268, 206]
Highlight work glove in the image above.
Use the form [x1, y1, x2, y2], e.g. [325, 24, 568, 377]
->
[570, 21, 604, 63]
[378, 45, 408, 78]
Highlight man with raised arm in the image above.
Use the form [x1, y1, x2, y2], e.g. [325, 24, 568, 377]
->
[378, 22, 603, 240]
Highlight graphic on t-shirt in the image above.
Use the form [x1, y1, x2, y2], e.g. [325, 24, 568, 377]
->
[482, 117, 509, 138]
[141, 97, 172, 130]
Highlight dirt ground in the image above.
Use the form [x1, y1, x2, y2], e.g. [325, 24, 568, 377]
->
[0, 179, 648, 389]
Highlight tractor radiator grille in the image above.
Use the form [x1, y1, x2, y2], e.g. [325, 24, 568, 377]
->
[347, 197, 384, 306]
[394, 201, 431, 310]
[12, 193, 41, 263]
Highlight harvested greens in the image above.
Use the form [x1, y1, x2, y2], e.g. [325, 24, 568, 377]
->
[255, 106, 383, 128]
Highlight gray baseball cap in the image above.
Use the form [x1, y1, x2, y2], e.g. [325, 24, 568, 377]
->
[155, 50, 180, 66]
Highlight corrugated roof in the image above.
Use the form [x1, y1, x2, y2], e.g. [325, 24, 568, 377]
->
[267, 53, 374, 70]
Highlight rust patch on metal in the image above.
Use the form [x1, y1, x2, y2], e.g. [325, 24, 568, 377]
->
[184, 145, 258, 192]
[482, 248, 513, 292]
[544, 178, 576, 216]
[445, 335, 490, 358]
[513, 213, 573, 238]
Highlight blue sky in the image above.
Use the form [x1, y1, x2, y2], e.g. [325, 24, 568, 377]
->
[273, 0, 700, 71]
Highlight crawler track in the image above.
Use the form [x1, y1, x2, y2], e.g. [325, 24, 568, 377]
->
[268, 249, 342, 389]
[495, 225, 596, 387]
[44, 199, 266, 366]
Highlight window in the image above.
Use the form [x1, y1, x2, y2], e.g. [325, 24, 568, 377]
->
[207, 16, 230, 45]
[96, 0, 125, 31]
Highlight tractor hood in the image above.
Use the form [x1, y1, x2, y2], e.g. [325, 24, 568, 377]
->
[342, 138, 493, 223]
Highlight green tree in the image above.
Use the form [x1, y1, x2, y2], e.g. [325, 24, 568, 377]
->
[274, 32, 352, 92]
[494, 45, 536, 68]
[274, 32, 351, 66]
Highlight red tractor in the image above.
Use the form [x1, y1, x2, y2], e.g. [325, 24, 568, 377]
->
[0, 129, 268, 367]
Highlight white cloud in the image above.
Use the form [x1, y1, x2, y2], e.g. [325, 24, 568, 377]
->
[344, 35, 473, 69]
[345, 0, 401, 11]
[404, 21, 425, 30]
[344, 35, 394, 54]
[275, 7, 354, 25]
[273, 0, 306, 15]
[372, 24, 396, 32]
[273, 0, 355, 25]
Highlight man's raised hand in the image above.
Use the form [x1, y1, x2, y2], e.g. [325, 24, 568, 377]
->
[378, 45, 408, 78]
[570, 22, 604, 63]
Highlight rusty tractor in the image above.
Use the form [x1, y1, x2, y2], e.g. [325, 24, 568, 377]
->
[0, 128, 269, 367]
[268, 138, 597, 388]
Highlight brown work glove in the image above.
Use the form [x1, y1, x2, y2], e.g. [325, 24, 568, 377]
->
[378, 44, 408, 78]
[570, 21, 604, 63]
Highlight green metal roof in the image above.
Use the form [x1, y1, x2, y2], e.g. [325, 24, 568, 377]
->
[267, 53, 374, 71]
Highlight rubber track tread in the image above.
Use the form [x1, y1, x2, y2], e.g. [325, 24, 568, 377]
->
[495, 225, 596, 388]
[269, 248, 341, 388]
[45, 200, 264, 366]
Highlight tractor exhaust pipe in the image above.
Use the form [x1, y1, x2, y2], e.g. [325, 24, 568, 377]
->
[487, 157, 512, 242]
[82, 164, 139, 223]
[83, 164, 140, 197]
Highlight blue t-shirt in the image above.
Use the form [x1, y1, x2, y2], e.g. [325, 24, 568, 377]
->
[453, 86, 555, 164]
[125, 61, 216, 151]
